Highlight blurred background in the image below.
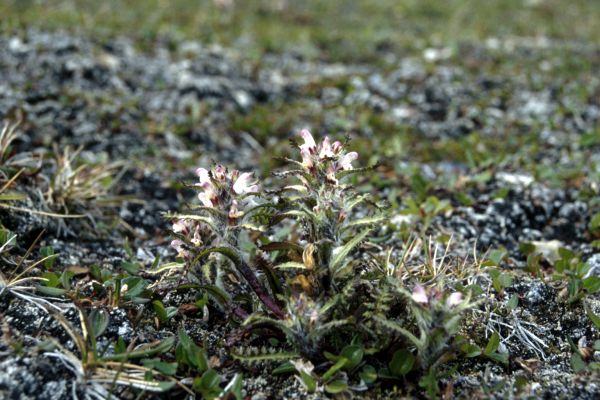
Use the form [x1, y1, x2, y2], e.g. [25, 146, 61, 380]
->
[1, 0, 598, 184]
[1, 0, 598, 62]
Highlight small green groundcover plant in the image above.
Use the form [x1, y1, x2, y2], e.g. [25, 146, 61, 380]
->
[168, 129, 481, 398]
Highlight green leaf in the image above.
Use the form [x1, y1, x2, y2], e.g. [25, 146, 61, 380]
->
[221, 373, 243, 400]
[340, 344, 364, 370]
[0, 192, 27, 201]
[274, 261, 308, 270]
[123, 238, 134, 258]
[231, 348, 298, 364]
[488, 248, 507, 266]
[571, 353, 587, 373]
[41, 272, 60, 287]
[325, 380, 348, 394]
[341, 215, 386, 232]
[519, 242, 536, 256]
[389, 350, 414, 376]
[195, 247, 240, 266]
[90, 265, 113, 282]
[586, 306, 600, 329]
[198, 285, 231, 308]
[260, 241, 304, 253]
[373, 316, 422, 348]
[484, 332, 501, 356]
[273, 361, 296, 375]
[488, 351, 509, 365]
[121, 261, 139, 275]
[322, 358, 348, 382]
[567, 278, 582, 303]
[153, 300, 167, 321]
[89, 309, 109, 338]
[153, 300, 177, 323]
[121, 276, 148, 300]
[590, 212, 600, 235]
[39, 246, 56, 269]
[200, 369, 221, 389]
[359, 365, 377, 384]
[176, 329, 208, 371]
[583, 276, 600, 294]
[142, 358, 178, 375]
[298, 371, 317, 393]
[460, 342, 482, 358]
[0, 230, 16, 248]
[419, 369, 439, 399]
[337, 164, 377, 180]
[330, 229, 370, 272]
[59, 270, 73, 290]
[102, 336, 175, 361]
[154, 381, 177, 392]
[36, 285, 67, 296]
[489, 269, 513, 293]
[115, 337, 126, 354]
[280, 209, 318, 225]
[507, 294, 519, 310]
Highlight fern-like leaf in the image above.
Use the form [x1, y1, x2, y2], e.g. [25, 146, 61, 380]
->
[231, 346, 299, 364]
[330, 229, 370, 273]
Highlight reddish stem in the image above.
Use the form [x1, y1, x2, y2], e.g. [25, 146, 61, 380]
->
[236, 260, 285, 319]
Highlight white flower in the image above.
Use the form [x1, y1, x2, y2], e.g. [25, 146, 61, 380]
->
[326, 165, 338, 185]
[300, 148, 314, 169]
[339, 151, 358, 170]
[214, 164, 227, 181]
[290, 359, 315, 375]
[446, 292, 463, 308]
[191, 227, 203, 247]
[299, 129, 316, 153]
[172, 219, 190, 234]
[233, 172, 259, 194]
[412, 285, 429, 304]
[171, 239, 189, 258]
[228, 199, 242, 220]
[195, 167, 211, 187]
[319, 136, 334, 159]
[198, 191, 214, 208]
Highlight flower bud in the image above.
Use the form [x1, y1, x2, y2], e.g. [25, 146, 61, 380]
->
[412, 285, 429, 304]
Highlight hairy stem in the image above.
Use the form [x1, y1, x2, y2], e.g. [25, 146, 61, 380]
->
[236, 260, 285, 319]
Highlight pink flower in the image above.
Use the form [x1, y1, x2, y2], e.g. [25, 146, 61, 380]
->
[331, 141, 343, 153]
[299, 129, 316, 153]
[300, 148, 314, 169]
[233, 172, 259, 194]
[339, 152, 358, 170]
[412, 285, 429, 304]
[446, 292, 463, 307]
[319, 136, 334, 159]
[214, 164, 227, 181]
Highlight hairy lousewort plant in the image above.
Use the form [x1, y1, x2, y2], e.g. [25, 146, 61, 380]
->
[168, 129, 478, 393]
[276, 129, 385, 293]
[375, 282, 475, 372]
[169, 164, 284, 319]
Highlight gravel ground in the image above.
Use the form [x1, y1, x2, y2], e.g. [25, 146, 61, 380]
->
[1, 29, 599, 399]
